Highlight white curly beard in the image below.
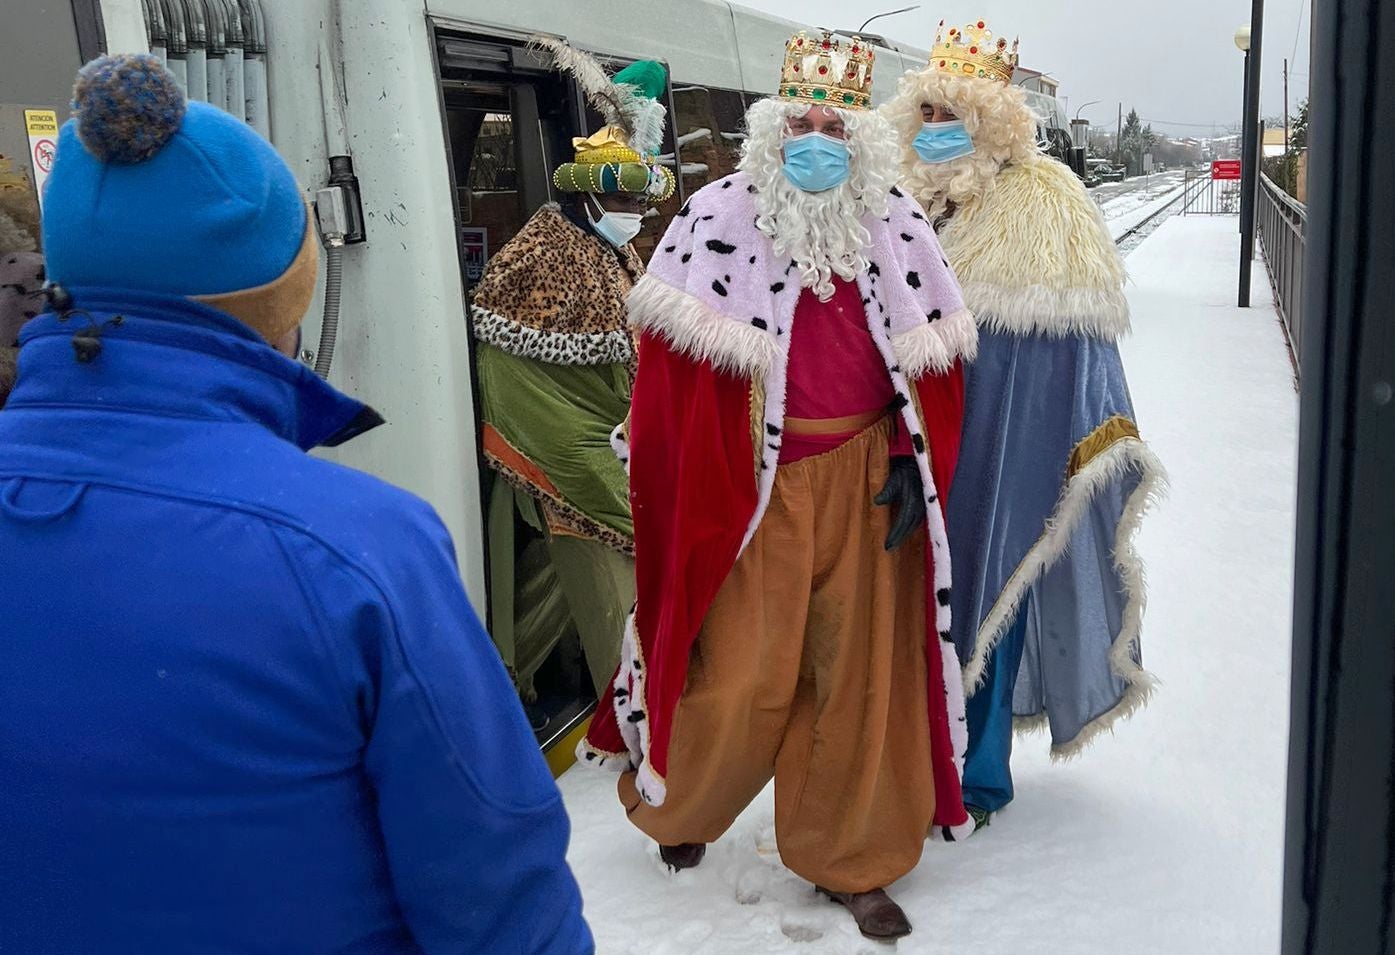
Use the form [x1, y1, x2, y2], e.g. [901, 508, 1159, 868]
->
[738, 99, 899, 301]
[907, 151, 1004, 221]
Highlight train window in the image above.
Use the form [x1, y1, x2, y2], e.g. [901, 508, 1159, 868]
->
[444, 73, 572, 287]
[645, 86, 748, 244]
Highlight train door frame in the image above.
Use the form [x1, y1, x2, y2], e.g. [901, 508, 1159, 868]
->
[71, 0, 107, 61]
[427, 19, 683, 768]
[429, 23, 572, 636]
[1281, 0, 1395, 940]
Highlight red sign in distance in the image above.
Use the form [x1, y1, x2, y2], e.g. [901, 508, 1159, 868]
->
[1211, 160, 1242, 180]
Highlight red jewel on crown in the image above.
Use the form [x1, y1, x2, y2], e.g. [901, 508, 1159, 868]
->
[970, 46, 978, 54]
[822, 38, 831, 49]
[852, 44, 859, 53]
[977, 20, 985, 28]
[818, 65, 828, 74]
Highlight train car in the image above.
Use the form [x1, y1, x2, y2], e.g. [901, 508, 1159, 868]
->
[2, 0, 1065, 772]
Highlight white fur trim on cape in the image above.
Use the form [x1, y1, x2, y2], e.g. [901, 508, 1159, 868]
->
[961, 436, 1167, 760]
[576, 736, 630, 771]
[891, 307, 978, 377]
[610, 612, 667, 806]
[627, 273, 779, 378]
[935, 155, 1131, 341]
[609, 421, 630, 476]
[738, 285, 798, 555]
[959, 282, 1131, 341]
[937, 817, 979, 842]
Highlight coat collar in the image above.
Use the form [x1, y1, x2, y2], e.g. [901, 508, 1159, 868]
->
[9, 287, 382, 451]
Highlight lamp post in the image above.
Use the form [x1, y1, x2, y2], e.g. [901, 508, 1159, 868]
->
[858, 5, 921, 33]
[1235, 16, 1263, 307]
[1071, 101, 1100, 180]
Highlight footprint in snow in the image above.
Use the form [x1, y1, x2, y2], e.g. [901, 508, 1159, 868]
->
[644, 920, 715, 954]
[778, 912, 825, 943]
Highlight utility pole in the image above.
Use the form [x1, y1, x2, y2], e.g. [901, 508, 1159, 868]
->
[1283, 57, 1291, 191]
[1116, 102, 1123, 165]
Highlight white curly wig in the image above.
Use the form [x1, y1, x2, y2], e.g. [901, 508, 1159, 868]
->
[738, 98, 899, 300]
[882, 69, 1041, 220]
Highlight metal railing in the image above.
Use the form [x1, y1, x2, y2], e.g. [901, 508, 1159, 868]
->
[1181, 170, 1242, 215]
[1256, 173, 1307, 369]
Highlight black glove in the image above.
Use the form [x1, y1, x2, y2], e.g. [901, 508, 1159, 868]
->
[873, 456, 925, 552]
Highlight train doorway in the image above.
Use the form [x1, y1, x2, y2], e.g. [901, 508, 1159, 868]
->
[435, 30, 606, 770]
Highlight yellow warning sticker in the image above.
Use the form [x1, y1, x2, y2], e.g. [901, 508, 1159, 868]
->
[24, 109, 59, 137]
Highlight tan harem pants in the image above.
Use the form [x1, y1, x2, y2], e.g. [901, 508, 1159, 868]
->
[620, 421, 935, 893]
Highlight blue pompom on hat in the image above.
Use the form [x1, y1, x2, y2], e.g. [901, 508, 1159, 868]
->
[42, 54, 307, 301]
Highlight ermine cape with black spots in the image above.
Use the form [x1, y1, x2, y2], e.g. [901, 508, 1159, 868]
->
[580, 170, 980, 840]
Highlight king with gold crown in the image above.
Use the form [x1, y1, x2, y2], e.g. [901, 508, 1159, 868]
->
[580, 28, 977, 941]
[882, 22, 1167, 832]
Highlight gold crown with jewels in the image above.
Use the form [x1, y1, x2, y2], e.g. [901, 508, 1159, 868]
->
[778, 31, 875, 111]
[930, 20, 1019, 84]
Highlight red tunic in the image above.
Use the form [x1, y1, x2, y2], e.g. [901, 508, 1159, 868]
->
[782, 280, 914, 463]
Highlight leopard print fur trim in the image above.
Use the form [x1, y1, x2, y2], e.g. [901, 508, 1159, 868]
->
[469, 204, 641, 361]
[485, 451, 635, 557]
[471, 304, 635, 365]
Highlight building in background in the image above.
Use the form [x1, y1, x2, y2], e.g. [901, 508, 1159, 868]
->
[1012, 65, 1059, 97]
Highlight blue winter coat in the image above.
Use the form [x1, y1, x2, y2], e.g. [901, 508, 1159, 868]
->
[0, 290, 594, 955]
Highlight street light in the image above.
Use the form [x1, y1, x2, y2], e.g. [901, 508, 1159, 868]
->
[858, 5, 920, 33]
[1234, 27, 1252, 166]
[1068, 101, 1100, 179]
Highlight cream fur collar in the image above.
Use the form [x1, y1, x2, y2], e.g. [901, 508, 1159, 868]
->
[932, 155, 1130, 341]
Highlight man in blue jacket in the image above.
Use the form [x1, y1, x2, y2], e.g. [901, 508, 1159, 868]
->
[0, 54, 593, 955]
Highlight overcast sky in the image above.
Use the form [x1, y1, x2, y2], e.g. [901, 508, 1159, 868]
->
[735, 0, 1310, 137]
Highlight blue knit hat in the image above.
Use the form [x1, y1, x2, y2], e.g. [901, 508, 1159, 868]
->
[42, 54, 307, 301]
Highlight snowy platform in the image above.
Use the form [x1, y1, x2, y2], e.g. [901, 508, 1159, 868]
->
[559, 215, 1299, 954]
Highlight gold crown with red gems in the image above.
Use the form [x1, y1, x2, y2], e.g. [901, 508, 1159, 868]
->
[779, 31, 875, 111]
[931, 19, 1019, 84]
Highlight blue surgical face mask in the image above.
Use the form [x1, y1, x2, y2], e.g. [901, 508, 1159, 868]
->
[782, 131, 851, 192]
[913, 120, 976, 164]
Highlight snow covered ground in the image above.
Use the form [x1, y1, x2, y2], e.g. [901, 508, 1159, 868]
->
[1097, 172, 1189, 241]
[559, 215, 1299, 954]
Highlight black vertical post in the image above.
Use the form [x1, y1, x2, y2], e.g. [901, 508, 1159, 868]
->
[1240, 50, 1250, 235]
[1238, 0, 1263, 307]
[509, 83, 548, 215]
[1283, 0, 1395, 945]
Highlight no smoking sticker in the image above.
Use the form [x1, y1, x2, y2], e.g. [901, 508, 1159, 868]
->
[33, 138, 55, 174]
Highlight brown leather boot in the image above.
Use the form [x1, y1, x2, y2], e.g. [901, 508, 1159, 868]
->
[658, 843, 706, 871]
[816, 886, 912, 941]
